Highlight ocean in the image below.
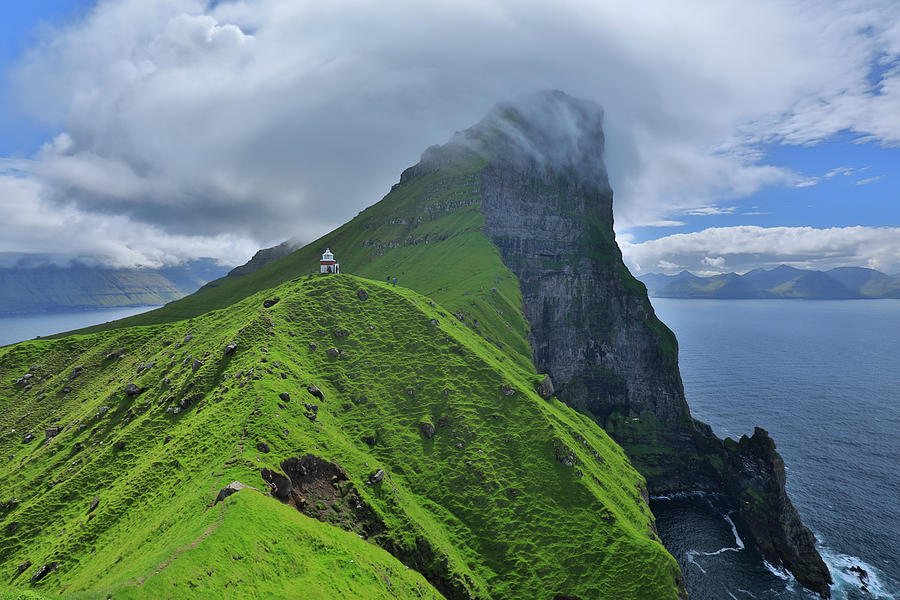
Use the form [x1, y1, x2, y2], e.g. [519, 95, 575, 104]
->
[650, 299, 900, 600]
[0, 306, 161, 347]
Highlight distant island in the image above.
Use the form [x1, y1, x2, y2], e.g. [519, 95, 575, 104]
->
[0, 259, 229, 314]
[639, 265, 900, 299]
[638, 265, 900, 300]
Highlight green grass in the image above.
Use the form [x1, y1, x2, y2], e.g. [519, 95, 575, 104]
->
[46, 156, 532, 371]
[0, 275, 681, 599]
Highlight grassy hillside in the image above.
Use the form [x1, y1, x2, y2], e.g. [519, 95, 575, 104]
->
[50, 156, 535, 366]
[0, 274, 682, 599]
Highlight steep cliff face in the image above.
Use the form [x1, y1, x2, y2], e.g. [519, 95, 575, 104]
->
[423, 90, 831, 597]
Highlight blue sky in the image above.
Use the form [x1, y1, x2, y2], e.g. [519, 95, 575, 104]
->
[0, 1, 897, 274]
[0, 0, 90, 156]
[626, 134, 900, 243]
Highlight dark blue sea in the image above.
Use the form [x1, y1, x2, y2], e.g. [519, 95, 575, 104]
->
[0, 306, 160, 347]
[650, 299, 900, 600]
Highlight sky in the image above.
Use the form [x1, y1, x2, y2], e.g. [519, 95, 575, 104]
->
[0, 0, 898, 275]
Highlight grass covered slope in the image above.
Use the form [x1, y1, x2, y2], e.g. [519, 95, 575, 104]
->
[50, 155, 537, 369]
[0, 274, 682, 599]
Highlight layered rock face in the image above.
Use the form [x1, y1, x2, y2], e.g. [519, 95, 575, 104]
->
[422, 90, 831, 597]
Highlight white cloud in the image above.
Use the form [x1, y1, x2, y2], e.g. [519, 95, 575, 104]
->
[856, 175, 884, 185]
[823, 166, 856, 178]
[622, 226, 900, 275]
[683, 206, 737, 216]
[701, 256, 727, 268]
[0, 0, 899, 265]
[794, 178, 820, 188]
[0, 168, 255, 268]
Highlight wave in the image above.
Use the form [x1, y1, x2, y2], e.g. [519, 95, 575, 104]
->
[723, 511, 745, 550]
[818, 546, 899, 600]
[650, 489, 726, 501]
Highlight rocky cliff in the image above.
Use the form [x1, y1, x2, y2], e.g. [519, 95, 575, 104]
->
[419, 90, 832, 597]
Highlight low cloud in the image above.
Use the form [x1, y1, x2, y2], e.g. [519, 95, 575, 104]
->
[1, 1, 899, 266]
[621, 226, 900, 275]
[856, 175, 884, 186]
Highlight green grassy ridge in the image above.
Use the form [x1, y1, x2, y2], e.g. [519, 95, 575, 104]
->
[0, 274, 681, 598]
[47, 157, 535, 368]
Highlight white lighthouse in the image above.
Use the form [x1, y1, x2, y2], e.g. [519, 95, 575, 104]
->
[319, 248, 340, 274]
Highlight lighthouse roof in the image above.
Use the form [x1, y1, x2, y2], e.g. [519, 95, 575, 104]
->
[321, 248, 334, 260]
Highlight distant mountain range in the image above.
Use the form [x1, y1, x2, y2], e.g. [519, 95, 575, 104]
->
[639, 265, 900, 299]
[0, 259, 230, 314]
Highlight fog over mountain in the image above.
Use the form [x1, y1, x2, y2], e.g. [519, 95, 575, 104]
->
[1, 0, 900, 268]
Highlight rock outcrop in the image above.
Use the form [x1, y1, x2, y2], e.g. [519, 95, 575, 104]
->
[416, 90, 830, 597]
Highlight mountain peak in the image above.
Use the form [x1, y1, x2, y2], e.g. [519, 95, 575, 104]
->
[415, 90, 609, 190]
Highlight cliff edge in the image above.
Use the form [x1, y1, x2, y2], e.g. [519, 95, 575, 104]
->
[422, 90, 832, 597]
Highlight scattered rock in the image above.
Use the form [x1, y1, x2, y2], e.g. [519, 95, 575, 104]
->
[114, 440, 126, 450]
[97, 406, 110, 416]
[325, 347, 340, 358]
[173, 407, 182, 415]
[406, 388, 415, 397]
[420, 421, 436, 439]
[306, 384, 325, 401]
[184, 334, 194, 342]
[362, 435, 376, 446]
[16, 561, 31, 575]
[7, 521, 18, 533]
[357, 288, 369, 300]
[537, 375, 554, 399]
[332, 328, 350, 338]
[164, 435, 172, 443]
[257, 442, 270, 453]
[260, 468, 293, 498]
[305, 403, 319, 414]
[30, 562, 58, 582]
[45, 427, 61, 439]
[162, 376, 171, 389]
[22, 433, 34, 444]
[88, 496, 100, 513]
[500, 385, 516, 396]
[192, 359, 203, 373]
[124, 383, 143, 397]
[215, 481, 256, 504]
[553, 438, 577, 467]
[849, 565, 869, 583]
[279, 392, 291, 402]
[367, 469, 385, 484]
[429, 301, 436, 307]
[263, 298, 280, 308]
[309, 342, 318, 351]
[429, 318, 439, 326]
[105, 349, 126, 360]
[224, 342, 238, 355]
[69, 366, 84, 381]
